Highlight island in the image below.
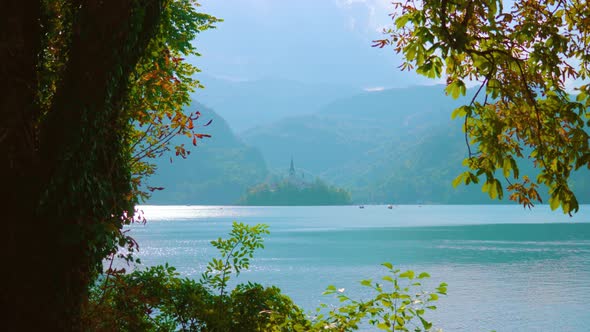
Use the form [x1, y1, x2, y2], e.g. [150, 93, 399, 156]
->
[239, 158, 352, 205]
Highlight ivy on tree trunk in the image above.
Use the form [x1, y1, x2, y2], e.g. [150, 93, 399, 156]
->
[1, 1, 165, 330]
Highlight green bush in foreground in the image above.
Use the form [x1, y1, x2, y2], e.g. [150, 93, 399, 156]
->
[85, 223, 446, 331]
[310, 264, 446, 332]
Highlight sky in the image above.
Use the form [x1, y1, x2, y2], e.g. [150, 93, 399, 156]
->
[192, 0, 432, 90]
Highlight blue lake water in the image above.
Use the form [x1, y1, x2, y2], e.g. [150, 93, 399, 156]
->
[127, 205, 590, 331]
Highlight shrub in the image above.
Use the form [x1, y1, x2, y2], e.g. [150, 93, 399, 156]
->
[85, 223, 446, 331]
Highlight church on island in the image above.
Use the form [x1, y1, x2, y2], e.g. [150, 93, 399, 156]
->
[286, 157, 310, 189]
[239, 157, 352, 205]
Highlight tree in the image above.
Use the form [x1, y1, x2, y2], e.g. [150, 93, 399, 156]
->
[374, 0, 590, 214]
[0, 1, 217, 330]
[84, 223, 309, 332]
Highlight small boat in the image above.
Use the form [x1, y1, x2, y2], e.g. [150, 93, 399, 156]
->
[387, 205, 393, 209]
[359, 205, 365, 209]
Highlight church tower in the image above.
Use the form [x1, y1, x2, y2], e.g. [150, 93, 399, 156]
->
[289, 156, 295, 177]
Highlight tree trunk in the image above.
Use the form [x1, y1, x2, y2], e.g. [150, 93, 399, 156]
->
[1, 1, 164, 330]
[0, 0, 45, 330]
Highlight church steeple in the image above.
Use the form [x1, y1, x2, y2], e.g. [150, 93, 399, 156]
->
[289, 156, 295, 176]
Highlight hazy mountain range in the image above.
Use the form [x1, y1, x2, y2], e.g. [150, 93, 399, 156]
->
[146, 79, 590, 205]
[196, 75, 360, 132]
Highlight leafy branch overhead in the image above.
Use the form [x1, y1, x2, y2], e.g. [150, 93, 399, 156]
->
[375, 0, 590, 214]
[126, 0, 220, 203]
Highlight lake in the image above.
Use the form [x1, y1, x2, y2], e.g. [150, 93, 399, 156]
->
[126, 205, 590, 331]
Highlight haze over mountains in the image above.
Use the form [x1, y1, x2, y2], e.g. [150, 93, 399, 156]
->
[196, 75, 359, 132]
[146, 78, 590, 205]
[234, 81, 504, 204]
[194, 0, 430, 89]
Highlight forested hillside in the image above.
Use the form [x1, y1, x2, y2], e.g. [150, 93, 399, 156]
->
[146, 85, 590, 205]
[242, 85, 590, 204]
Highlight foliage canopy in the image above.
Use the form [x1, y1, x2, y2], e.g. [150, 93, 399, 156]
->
[375, 0, 590, 214]
[2, 0, 217, 329]
[86, 223, 309, 332]
[126, 0, 220, 202]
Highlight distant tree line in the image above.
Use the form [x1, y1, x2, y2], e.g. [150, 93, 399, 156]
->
[240, 179, 352, 206]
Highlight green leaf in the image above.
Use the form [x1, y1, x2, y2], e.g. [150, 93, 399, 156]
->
[549, 195, 560, 210]
[377, 322, 390, 330]
[395, 15, 410, 29]
[395, 315, 405, 326]
[419, 316, 433, 330]
[445, 79, 466, 99]
[451, 106, 469, 119]
[399, 270, 415, 279]
[453, 172, 467, 188]
[502, 158, 512, 178]
[489, 180, 498, 199]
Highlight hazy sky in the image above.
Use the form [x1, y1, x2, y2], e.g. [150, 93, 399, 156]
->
[193, 0, 431, 89]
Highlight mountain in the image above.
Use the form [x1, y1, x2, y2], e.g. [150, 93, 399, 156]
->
[146, 85, 590, 206]
[195, 75, 359, 132]
[146, 103, 268, 205]
[241, 84, 462, 177]
[241, 85, 590, 204]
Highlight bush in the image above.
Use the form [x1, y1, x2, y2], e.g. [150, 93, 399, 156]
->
[311, 263, 446, 332]
[84, 223, 446, 331]
[84, 223, 308, 331]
